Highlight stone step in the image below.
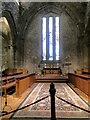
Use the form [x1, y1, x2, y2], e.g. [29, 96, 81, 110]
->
[36, 75, 68, 83]
[36, 79, 68, 83]
[10, 117, 87, 120]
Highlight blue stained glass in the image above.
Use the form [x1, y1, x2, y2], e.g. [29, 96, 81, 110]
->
[42, 17, 46, 60]
[49, 17, 53, 60]
[55, 17, 59, 60]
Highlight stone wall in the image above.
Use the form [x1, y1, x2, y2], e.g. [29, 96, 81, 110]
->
[1, 2, 89, 74]
[0, 2, 19, 69]
[86, 2, 90, 71]
[84, 2, 90, 71]
[24, 10, 78, 73]
[19, 2, 88, 74]
[2, 2, 19, 30]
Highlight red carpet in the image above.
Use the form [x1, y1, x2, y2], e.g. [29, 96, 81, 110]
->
[13, 83, 89, 118]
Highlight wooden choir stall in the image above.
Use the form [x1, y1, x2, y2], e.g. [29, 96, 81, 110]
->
[68, 73, 90, 97]
[2, 72, 36, 97]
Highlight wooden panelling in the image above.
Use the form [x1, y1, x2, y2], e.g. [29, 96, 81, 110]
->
[29, 75, 36, 87]
[16, 77, 30, 95]
[68, 73, 90, 96]
[2, 73, 36, 97]
[16, 74, 36, 96]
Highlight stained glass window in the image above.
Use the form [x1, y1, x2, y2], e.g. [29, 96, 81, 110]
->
[49, 17, 53, 60]
[42, 16, 60, 61]
[55, 17, 59, 60]
[42, 17, 46, 60]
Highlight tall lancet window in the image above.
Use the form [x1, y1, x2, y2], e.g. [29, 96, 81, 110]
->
[49, 17, 53, 60]
[42, 17, 46, 60]
[42, 15, 60, 61]
[55, 17, 60, 60]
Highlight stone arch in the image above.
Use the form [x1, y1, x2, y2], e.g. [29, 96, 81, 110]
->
[1, 10, 17, 68]
[18, 3, 80, 63]
[2, 10, 17, 46]
[20, 3, 79, 40]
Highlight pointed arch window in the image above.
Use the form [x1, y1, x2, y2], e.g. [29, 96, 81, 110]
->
[42, 16, 60, 61]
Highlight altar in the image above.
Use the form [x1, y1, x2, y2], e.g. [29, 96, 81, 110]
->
[43, 67, 61, 75]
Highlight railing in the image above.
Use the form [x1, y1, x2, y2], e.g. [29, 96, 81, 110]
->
[1, 82, 90, 119]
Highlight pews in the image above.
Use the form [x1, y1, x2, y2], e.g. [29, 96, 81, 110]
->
[2, 72, 23, 95]
[1, 68, 26, 77]
[2, 76, 16, 95]
[15, 73, 36, 96]
[2, 73, 36, 97]
[7, 72, 23, 76]
[68, 73, 90, 96]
